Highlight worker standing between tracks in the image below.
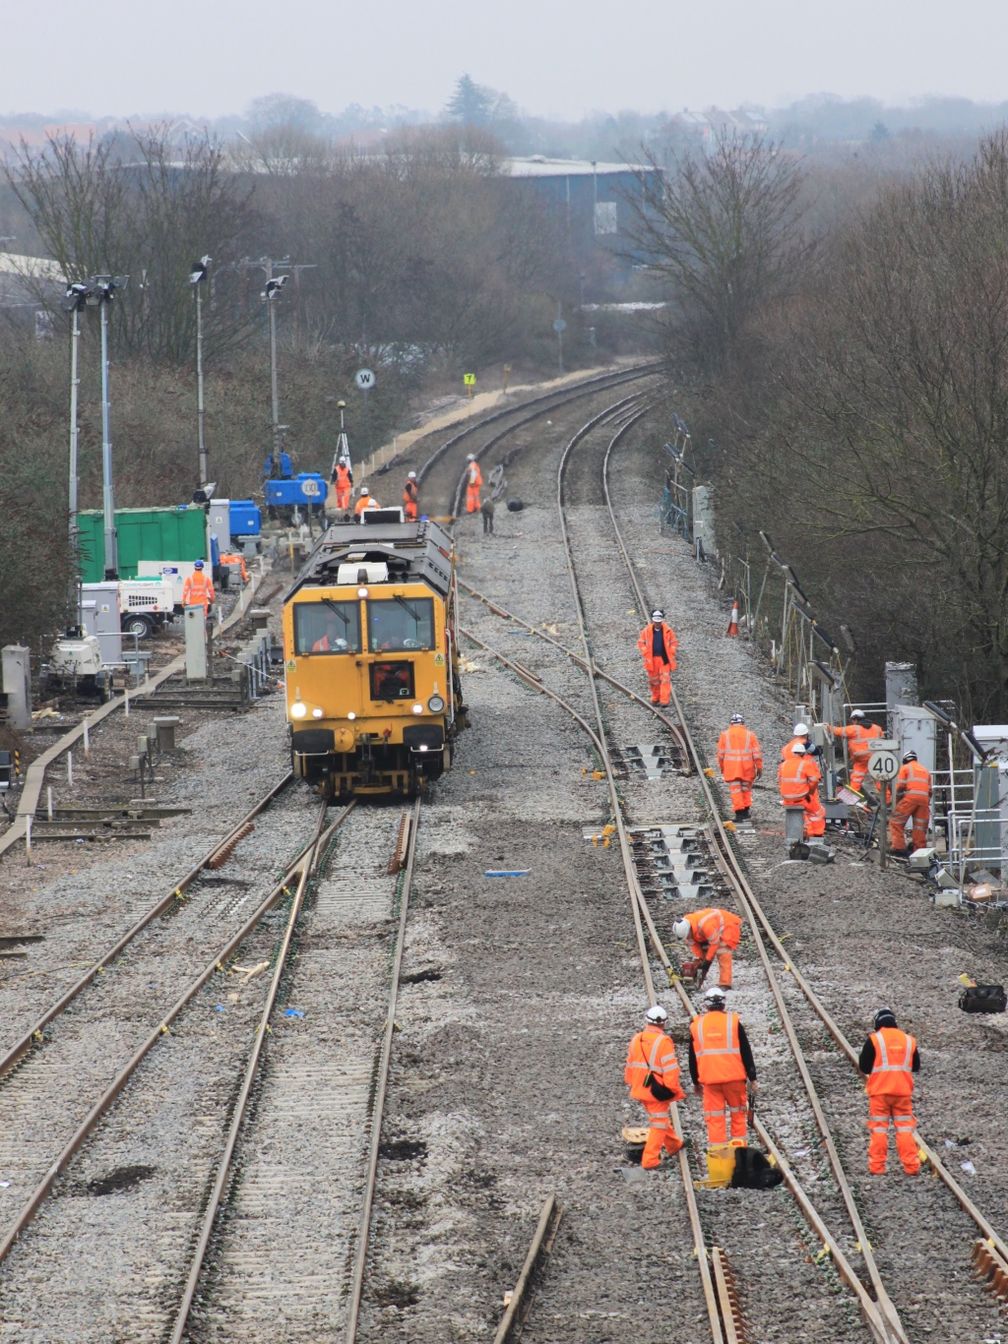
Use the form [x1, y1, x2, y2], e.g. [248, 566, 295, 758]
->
[828, 709, 883, 795]
[402, 470, 419, 521]
[859, 1008, 920, 1176]
[689, 987, 757, 1148]
[181, 559, 214, 617]
[777, 742, 826, 838]
[888, 751, 932, 857]
[637, 609, 678, 707]
[717, 713, 763, 822]
[354, 484, 379, 518]
[673, 908, 743, 990]
[465, 454, 483, 514]
[333, 458, 353, 511]
[624, 1004, 686, 1170]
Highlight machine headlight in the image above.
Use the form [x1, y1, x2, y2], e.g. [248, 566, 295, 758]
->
[427, 694, 445, 713]
[412, 703, 423, 714]
[347, 711, 356, 721]
[290, 700, 307, 719]
[311, 707, 324, 719]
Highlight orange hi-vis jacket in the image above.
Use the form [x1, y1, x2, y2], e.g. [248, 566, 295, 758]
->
[690, 1010, 746, 1084]
[832, 721, 883, 764]
[624, 1025, 682, 1102]
[780, 734, 812, 761]
[637, 621, 678, 671]
[717, 724, 762, 781]
[778, 752, 821, 803]
[466, 461, 483, 490]
[895, 760, 931, 804]
[684, 908, 742, 962]
[334, 462, 352, 499]
[865, 1027, 916, 1097]
[354, 493, 378, 516]
[403, 478, 419, 507]
[182, 570, 214, 610]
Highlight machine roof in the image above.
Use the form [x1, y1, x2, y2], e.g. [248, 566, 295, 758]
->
[286, 518, 454, 601]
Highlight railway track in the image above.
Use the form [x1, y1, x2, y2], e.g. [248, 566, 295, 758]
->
[454, 394, 1008, 1341]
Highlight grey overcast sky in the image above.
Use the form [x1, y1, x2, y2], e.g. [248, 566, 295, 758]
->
[7, 0, 1008, 119]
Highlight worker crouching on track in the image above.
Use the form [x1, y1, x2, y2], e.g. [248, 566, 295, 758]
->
[859, 1008, 920, 1176]
[403, 470, 419, 521]
[636, 609, 678, 707]
[689, 987, 757, 1148]
[182, 559, 214, 617]
[828, 709, 883, 795]
[778, 742, 826, 839]
[673, 908, 742, 990]
[624, 1004, 686, 1170]
[888, 751, 931, 857]
[717, 713, 762, 822]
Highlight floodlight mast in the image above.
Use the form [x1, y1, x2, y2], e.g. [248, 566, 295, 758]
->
[190, 255, 211, 487]
[90, 276, 128, 578]
[262, 274, 288, 471]
[62, 281, 91, 628]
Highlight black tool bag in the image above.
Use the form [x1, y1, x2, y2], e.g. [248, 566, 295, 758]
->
[645, 1072, 676, 1102]
[730, 1147, 784, 1190]
[958, 984, 1007, 1014]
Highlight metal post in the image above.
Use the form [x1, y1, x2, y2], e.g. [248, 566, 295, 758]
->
[99, 297, 118, 579]
[268, 298, 280, 465]
[68, 304, 82, 625]
[195, 281, 207, 486]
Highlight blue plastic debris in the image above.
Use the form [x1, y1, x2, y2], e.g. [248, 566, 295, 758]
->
[483, 870, 531, 877]
[214, 1004, 226, 1013]
[283, 1007, 305, 1019]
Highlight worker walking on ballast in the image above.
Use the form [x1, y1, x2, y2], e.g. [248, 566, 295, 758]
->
[673, 908, 743, 989]
[624, 1004, 686, 1170]
[637, 609, 678, 707]
[182, 559, 214, 617]
[332, 458, 353, 512]
[464, 454, 483, 514]
[689, 987, 757, 1148]
[402, 470, 419, 521]
[717, 713, 762, 822]
[778, 742, 826, 839]
[888, 751, 931, 857]
[859, 1007, 920, 1175]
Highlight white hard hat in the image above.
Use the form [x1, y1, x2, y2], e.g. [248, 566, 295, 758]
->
[673, 918, 690, 940]
[359, 484, 369, 495]
[850, 709, 865, 719]
[704, 986, 726, 1007]
[729, 713, 744, 725]
[645, 1004, 668, 1025]
[793, 722, 809, 735]
[651, 609, 664, 621]
[792, 742, 806, 754]
[466, 453, 476, 461]
[407, 470, 417, 479]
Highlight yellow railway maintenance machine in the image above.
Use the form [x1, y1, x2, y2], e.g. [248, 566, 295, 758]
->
[282, 515, 464, 799]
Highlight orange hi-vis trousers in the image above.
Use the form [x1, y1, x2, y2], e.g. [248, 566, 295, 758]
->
[701, 1079, 748, 1145]
[867, 1094, 919, 1174]
[727, 779, 753, 813]
[889, 799, 928, 852]
[466, 484, 480, 513]
[641, 1098, 684, 1169]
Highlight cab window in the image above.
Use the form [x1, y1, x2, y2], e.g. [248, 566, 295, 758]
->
[294, 600, 361, 654]
[366, 597, 434, 652]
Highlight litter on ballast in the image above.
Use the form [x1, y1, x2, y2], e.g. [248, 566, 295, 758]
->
[484, 870, 531, 877]
[961, 1160, 977, 1176]
[214, 1004, 226, 1013]
[283, 1007, 305, 1018]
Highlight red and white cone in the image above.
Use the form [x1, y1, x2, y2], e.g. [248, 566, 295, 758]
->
[726, 598, 740, 637]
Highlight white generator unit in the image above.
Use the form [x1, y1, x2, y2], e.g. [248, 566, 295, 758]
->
[118, 578, 176, 639]
[136, 560, 202, 611]
[48, 633, 109, 698]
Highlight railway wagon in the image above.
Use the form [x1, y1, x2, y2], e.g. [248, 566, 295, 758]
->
[282, 517, 464, 798]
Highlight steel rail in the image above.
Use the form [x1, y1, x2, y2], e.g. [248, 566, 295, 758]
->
[0, 798, 340, 1264]
[492, 1195, 564, 1343]
[343, 796, 422, 1342]
[0, 771, 295, 1083]
[168, 798, 354, 1341]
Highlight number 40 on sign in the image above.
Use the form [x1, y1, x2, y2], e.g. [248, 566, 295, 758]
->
[868, 740, 900, 781]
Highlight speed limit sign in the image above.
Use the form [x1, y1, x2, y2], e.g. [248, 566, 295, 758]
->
[868, 746, 900, 780]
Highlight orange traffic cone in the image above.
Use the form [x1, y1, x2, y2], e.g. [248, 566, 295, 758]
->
[727, 598, 740, 637]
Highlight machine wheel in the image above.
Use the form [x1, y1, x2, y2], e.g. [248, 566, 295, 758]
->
[123, 614, 155, 640]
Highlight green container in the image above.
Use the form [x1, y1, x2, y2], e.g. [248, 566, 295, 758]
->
[78, 507, 207, 583]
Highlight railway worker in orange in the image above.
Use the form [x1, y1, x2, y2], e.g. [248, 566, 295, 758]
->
[888, 751, 932, 857]
[220, 551, 249, 584]
[332, 458, 353, 511]
[464, 454, 483, 513]
[673, 908, 743, 990]
[828, 709, 884, 794]
[636, 609, 678, 707]
[688, 987, 757, 1147]
[717, 713, 763, 822]
[858, 1007, 920, 1176]
[624, 1004, 686, 1170]
[181, 559, 214, 616]
[402, 470, 419, 521]
[779, 721, 823, 764]
[777, 742, 826, 838]
[354, 484, 379, 518]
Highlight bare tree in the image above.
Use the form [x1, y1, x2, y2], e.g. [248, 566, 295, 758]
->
[624, 131, 812, 373]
